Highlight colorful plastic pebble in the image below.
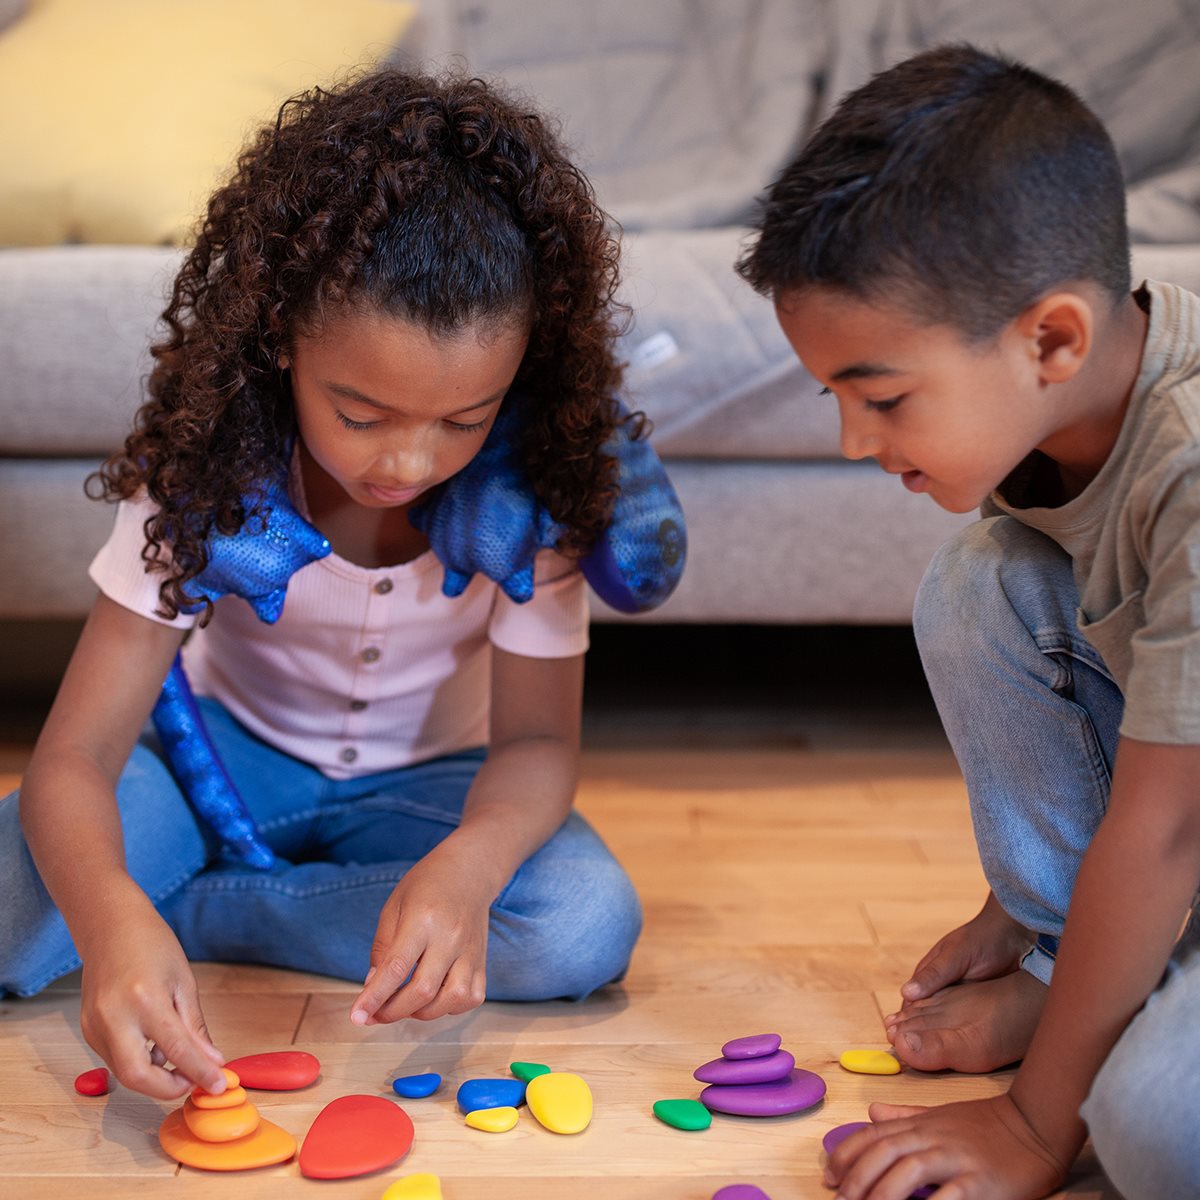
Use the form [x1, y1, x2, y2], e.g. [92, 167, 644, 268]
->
[700, 1068, 826, 1117]
[839, 1048, 901, 1075]
[159, 1107, 296, 1171]
[509, 1060, 552, 1082]
[694, 1048, 795, 1085]
[224, 1050, 320, 1089]
[456, 1077, 526, 1114]
[382, 1174, 444, 1200]
[652, 1098, 712, 1130]
[74, 1067, 111, 1096]
[299, 1095, 414, 1180]
[525, 1071, 593, 1134]
[191, 1084, 248, 1110]
[712, 1186, 773, 1200]
[392, 1072, 442, 1099]
[720, 1033, 782, 1060]
[465, 1105, 519, 1133]
[182, 1095, 260, 1142]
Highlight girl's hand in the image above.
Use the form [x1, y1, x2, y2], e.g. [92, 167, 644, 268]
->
[351, 846, 492, 1025]
[824, 1096, 1068, 1200]
[79, 899, 226, 1101]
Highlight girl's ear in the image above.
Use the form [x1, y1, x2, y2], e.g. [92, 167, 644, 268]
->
[1016, 291, 1093, 385]
[277, 351, 291, 370]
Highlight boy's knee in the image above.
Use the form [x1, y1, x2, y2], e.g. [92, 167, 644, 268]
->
[913, 519, 1007, 657]
[1082, 975, 1200, 1200]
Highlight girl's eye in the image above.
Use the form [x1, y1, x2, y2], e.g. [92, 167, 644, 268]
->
[865, 396, 904, 412]
[335, 410, 379, 432]
[446, 417, 489, 433]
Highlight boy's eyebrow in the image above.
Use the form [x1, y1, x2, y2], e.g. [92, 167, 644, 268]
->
[829, 362, 902, 382]
[325, 382, 503, 414]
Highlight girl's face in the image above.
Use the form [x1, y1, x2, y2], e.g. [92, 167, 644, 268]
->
[285, 306, 530, 510]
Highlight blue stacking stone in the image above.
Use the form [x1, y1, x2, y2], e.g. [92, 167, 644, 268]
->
[391, 1072, 442, 1099]
[456, 1077, 527, 1114]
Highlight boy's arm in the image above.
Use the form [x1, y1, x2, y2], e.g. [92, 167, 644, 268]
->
[351, 646, 583, 1024]
[1007, 736, 1200, 1158]
[829, 737, 1200, 1199]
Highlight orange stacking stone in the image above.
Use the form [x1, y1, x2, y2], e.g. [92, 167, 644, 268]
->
[158, 1067, 297, 1172]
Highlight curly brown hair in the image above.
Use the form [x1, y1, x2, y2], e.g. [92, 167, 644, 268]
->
[92, 68, 632, 621]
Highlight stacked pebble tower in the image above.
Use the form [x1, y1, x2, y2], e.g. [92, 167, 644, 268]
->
[695, 1033, 826, 1117]
[159, 1067, 297, 1171]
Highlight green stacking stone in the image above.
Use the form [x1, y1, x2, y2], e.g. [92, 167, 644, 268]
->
[509, 1061, 551, 1082]
[652, 1098, 712, 1131]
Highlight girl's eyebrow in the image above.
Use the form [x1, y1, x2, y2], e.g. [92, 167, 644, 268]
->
[830, 362, 902, 383]
[325, 382, 505, 414]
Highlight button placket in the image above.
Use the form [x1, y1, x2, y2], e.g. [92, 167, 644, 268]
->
[343, 572, 393, 765]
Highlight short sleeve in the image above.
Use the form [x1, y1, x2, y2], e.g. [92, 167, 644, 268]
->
[1122, 462, 1200, 742]
[487, 549, 589, 659]
[88, 496, 197, 629]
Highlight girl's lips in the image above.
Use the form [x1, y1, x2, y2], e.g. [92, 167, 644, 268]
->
[901, 469, 928, 493]
[364, 482, 423, 504]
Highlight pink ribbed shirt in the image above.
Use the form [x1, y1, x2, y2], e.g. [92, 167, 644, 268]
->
[88, 494, 589, 779]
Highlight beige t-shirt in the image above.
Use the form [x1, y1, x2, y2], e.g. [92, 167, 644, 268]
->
[988, 279, 1200, 744]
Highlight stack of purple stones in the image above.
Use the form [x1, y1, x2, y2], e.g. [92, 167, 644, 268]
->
[695, 1033, 826, 1118]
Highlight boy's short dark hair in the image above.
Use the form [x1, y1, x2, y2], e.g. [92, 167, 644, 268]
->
[737, 44, 1131, 339]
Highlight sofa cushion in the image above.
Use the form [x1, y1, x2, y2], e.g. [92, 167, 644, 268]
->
[0, 0, 414, 246]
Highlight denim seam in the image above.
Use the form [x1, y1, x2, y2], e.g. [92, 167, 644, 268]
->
[181, 869, 403, 899]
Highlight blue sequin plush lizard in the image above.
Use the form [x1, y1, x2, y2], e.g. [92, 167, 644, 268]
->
[152, 403, 686, 866]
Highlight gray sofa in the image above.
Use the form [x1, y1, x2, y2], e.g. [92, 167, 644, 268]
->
[4, 0, 1200, 676]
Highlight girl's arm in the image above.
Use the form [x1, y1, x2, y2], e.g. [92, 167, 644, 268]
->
[19, 594, 228, 1099]
[351, 646, 583, 1024]
[827, 737, 1200, 1200]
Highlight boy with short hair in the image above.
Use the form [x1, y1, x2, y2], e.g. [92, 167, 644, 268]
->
[738, 44, 1200, 1200]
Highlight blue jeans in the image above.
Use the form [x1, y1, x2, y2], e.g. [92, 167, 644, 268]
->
[915, 517, 1200, 1200]
[0, 700, 642, 1004]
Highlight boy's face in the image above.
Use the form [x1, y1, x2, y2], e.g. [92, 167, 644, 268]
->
[775, 287, 1055, 513]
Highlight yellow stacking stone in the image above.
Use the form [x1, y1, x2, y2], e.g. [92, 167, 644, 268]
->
[183, 1095, 261, 1142]
[191, 1084, 248, 1110]
[839, 1049, 901, 1075]
[465, 1105, 518, 1133]
[382, 1174, 443, 1200]
[525, 1071, 593, 1134]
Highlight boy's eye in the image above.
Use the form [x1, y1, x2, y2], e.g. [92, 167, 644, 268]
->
[865, 396, 904, 412]
[335, 410, 379, 432]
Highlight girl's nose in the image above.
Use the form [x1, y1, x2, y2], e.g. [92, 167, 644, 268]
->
[374, 437, 434, 486]
[840, 419, 885, 462]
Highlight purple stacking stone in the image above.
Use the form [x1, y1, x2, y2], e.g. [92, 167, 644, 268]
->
[711, 1187, 773, 1200]
[694, 1049, 795, 1085]
[720, 1033, 782, 1060]
[700, 1068, 826, 1117]
[821, 1122, 935, 1198]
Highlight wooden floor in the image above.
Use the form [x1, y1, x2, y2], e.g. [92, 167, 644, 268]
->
[0, 630, 1119, 1199]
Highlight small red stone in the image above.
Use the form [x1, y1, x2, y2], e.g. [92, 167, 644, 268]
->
[223, 1050, 320, 1090]
[299, 1095, 414, 1180]
[74, 1067, 111, 1096]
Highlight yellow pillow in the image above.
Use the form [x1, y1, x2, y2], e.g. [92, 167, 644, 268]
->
[0, 0, 415, 245]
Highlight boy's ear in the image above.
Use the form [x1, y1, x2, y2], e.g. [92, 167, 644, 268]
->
[1015, 291, 1093, 385]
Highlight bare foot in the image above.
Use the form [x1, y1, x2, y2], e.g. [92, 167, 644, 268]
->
[885, 969, 1047, 1073]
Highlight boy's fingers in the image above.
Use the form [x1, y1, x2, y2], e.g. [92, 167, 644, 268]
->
[409, 956, 485, 1021]
[173, 984, 226, 1066]
[150, 1015, 229, 1095]
[869, 1101, 927, 1122]
[352, 944, 420, 1025]
[372, 949, 458, 1025]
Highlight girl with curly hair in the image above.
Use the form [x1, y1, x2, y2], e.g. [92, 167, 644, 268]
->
[1, 69, 648, 1101]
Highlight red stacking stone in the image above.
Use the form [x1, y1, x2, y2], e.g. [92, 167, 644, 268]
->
[74, 1067, 111, 1096]
[223, 1050, 320, 1090]
[299, 1095, 414, 1180]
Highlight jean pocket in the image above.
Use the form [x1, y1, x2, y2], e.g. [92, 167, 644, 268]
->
[1076, 590, 1144, 689]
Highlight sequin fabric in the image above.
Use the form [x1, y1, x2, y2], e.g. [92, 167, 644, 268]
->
[412, 399, 686, 612]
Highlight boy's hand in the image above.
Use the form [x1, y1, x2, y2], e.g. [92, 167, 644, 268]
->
[825, 1096, 1067, 1200]
[79, 905, 226, 1101]
[893, 894, 1032, 1007]
[351, 846, 492, 1026]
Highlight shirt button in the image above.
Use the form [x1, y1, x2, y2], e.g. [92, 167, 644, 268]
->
[349, 699, 368, 712]
[374, 578, 394, 595]
[340, 747, 358, 764]
[361, 646, 381, 663]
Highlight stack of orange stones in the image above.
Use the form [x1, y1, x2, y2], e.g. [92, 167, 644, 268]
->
[159, 1067, 297, 1171]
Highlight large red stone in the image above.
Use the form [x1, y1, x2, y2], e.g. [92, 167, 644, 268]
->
[224, 1050, 320, 1090]
[299, 1095, 414, 1180]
